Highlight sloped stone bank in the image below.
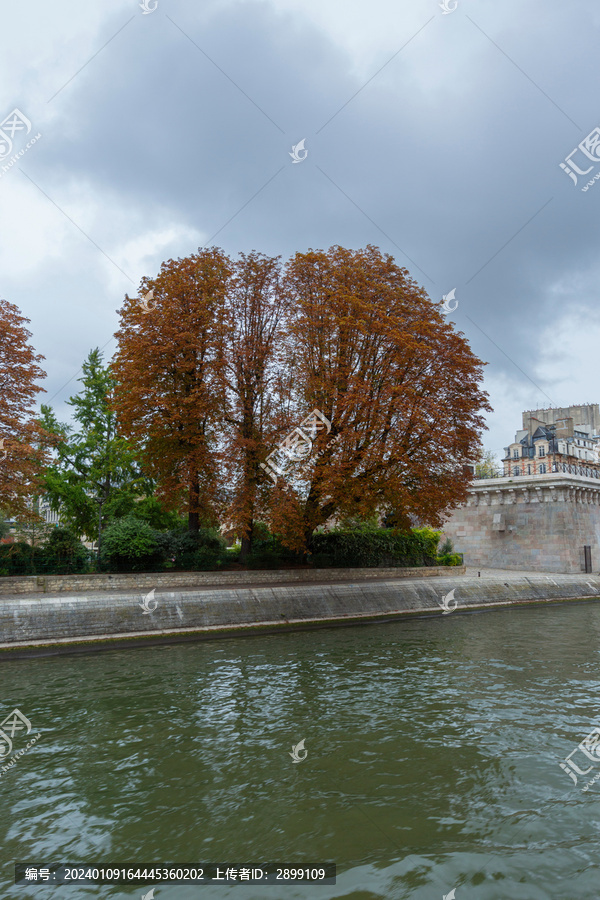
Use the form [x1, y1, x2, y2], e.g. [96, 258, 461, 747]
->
[0, 571, 598, 658]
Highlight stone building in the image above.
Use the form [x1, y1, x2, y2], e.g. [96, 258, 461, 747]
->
[440, 405, 600, 573]
[1, 496, 61, 544]
[522, 404, 600, 433]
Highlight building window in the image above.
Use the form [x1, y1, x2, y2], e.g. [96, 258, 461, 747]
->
[527, 465, 531, 474]
[539, 463, 546, 474]
[538, 446, 545, 457]
[513, 466, 520, 476]
[513, 449, 519, 459]
[552, 463, 558, 472]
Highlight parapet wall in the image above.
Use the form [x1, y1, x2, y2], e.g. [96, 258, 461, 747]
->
[441, 473, 600, 573]
[0, 565, 463, 596]
[1, 571, 599, 658]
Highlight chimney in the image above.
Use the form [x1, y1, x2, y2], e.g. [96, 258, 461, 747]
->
[555, 417, 574, 439]
[527, 415, 544, 438]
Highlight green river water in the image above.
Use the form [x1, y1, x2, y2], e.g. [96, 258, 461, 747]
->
[2, 600, 600, 899]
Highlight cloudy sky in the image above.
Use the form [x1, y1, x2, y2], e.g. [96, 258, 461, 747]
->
[1, 0, 599, 460]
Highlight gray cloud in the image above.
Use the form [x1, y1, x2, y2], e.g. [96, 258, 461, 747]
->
[2, 0, 600, 452]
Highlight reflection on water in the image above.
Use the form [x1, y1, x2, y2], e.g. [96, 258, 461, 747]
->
[2, 600, 600, 898]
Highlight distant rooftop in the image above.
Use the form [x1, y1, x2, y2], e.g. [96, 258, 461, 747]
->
[522, 404, 600, 433]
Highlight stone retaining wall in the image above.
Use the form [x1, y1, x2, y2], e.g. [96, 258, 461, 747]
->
[0, 565, 464, 596]
[0, 571, 598, 658]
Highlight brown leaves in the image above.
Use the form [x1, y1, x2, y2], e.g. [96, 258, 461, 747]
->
[278, 245, 491, 544]
[0, 298, 52, 518]
[112, 248, 232, 529]
[111, 244, 491, 549]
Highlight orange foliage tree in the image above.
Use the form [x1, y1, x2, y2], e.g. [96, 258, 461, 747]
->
[111, 244, 491, 553]
[268, 245, 492, 550]
[111, 248, 232, 532]
[0, 298, 51, 519]
[219, 251, 289, 558]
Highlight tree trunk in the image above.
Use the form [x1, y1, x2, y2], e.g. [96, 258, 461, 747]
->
[239, 521, 254, 561]
[238, 447, 256, 561]
[304, 526, 314, 559]
[188, 475, 200, 534]
[97, 499, 103, 569]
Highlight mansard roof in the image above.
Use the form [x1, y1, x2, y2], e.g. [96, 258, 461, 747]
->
[531, 425, 554, 441]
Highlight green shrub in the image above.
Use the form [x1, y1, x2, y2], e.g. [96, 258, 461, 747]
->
[245, 535, 300, 569]
[194, 546, 224, 570]
[154, 526, 227, 571]
[335, 514, 381, 532]
[0, 541, 37, 575]
[246, 549, 286, 569]
[307, 552, 335, 568]
[156, 529, 198, 569]
[36, 528, 90, 574]
[309, 527, 442, 568]
[197, 527, 226, 551]
[411, 526, 443, 559]
[0, 535, 91, 576]
[100, 516, 161, 572]
[128, 496, 185, 531]
[438, 536, 454, 555]
[252, 522, 271, 542]
[436, 552, 463, 566]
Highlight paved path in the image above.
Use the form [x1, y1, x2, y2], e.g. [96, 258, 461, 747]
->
[463, 566, 566, 578]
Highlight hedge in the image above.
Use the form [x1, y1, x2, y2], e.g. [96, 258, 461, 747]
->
[0, 524, 461, 576]
[0, 529, 91, 576]
[308, 526, 453, 568]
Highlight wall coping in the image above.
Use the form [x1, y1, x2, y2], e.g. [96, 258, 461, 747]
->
[471, 473, 600, 491]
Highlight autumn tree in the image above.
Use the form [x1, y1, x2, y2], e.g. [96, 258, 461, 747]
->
[39, 349, 148, 557]
[268, 245, 492, 550]
[111, 243, 491, 556]
[111, 248, 232, 533]
[220, 251, 288, 559]
[0, 298, 51, 519]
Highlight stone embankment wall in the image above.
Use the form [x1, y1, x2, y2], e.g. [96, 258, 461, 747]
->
[0, 565, 463, 596]
[0, 571, 599, 658]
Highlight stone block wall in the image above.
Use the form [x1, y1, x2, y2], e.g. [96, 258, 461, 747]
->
[1, 572, 599, 655]
[441, 474, 600, 573]
[0, 565, 464, 596]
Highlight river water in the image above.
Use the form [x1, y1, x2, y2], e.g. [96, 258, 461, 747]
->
[2, 600, 600, 899]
